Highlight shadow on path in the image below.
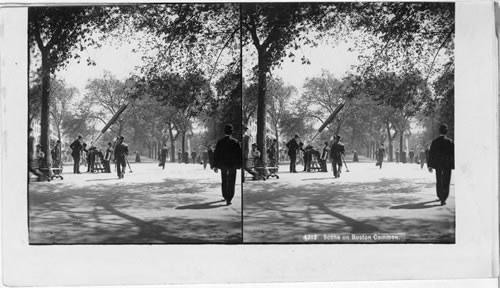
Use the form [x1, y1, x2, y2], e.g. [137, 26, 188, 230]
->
[316, 202, 380, 233]
[390, 200, 441, 210]
[96, 199, 207, 243]
[176, 200, 227, 210]
[301, 177, 333, 181]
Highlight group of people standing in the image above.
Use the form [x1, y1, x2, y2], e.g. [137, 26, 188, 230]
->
[69, 135, 128, 179]
[286, 134, 345, 178]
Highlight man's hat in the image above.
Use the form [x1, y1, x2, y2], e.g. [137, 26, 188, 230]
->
[439, 124, 448, 134]
[224, 124, 234, 134]
[335, 135, 341, 140]
[294, 134, 299, 138]
[119, 136, 125, 140]
[324, 141, 329, 145]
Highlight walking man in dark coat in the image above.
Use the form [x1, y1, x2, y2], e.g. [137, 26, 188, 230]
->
[286, 134, 300, 173]
[428, 124, 454, 206]
[114, 136, 129, 179]
[330, 135, 345, 178]
[69, 135, 83, 174]
[213, 124, 242, 206]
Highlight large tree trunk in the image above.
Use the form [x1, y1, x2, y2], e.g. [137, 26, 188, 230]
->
[181, 132, 186, 163]
[256, 51, 267, 164]
[399, 131, 405, 163]
[40, 51, 51, 175]
[274, 123, 279, 157]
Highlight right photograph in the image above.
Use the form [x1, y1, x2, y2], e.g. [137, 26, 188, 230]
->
[241, 2, 455, 243]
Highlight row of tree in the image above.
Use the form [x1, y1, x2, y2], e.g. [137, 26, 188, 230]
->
[29, 4, 241, 169]
[242, 2, 454, 163]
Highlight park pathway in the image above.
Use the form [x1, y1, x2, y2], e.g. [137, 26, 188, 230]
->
[243, 161, 455, 243]
[29, 160, 242, 244]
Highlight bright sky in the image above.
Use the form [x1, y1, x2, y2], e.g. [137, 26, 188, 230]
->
[272, 41, 359, 96]
[56, 41, 143, 96]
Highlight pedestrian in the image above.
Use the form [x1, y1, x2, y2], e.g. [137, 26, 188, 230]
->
[298, 142, 305, 170]
[135, 151, 141, 163]
[208, 145, 215, 169]
[241, 125, 257, 181]
[177, 150, 182, 163]
[88, 146, 97, 172]
[28, 128, 45, 182]
[409, 149, 415, 164]
[250, 143, 261, 167]
[213, 124, 242, 206]
[304, 144, 313, 172]
[160, 144, 168, 169]
[267, 139, 278, 167]
[114, 136, 129, 179]
[353, 150, 359, 162]
[35, 144, 45, 168]
[69, 135, 83, 174]
[81, 143, 91, 172]
[286, 134, 300, 173]
[51, 140, 61, 168]
[191, 151, 197, 164]
[103, 142, 113, 173]
[428, 124, 454, 206]
[330, 135, 345, 178]
[320, 141, 329, 172]
[183, 151, 189, 164]
[395, 149, 400, 163]
[376, 144, 385, 169]
[419, 148, 426, 169]
[202, 148, 209, 170]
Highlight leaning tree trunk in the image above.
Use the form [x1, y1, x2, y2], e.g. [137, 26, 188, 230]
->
[256, 51, 267, 164]
[40, 51, 52, 176]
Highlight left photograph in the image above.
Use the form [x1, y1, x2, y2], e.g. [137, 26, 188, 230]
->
[27, 4, 242, 244]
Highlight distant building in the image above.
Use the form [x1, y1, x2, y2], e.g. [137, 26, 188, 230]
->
[246, 113, 277, 147]
[30, 118, 66, 151]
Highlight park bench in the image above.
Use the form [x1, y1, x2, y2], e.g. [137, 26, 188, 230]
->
[29, 159, 61, 181]
[253, 158, 279, 180]
[308, 154, 323, 172]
